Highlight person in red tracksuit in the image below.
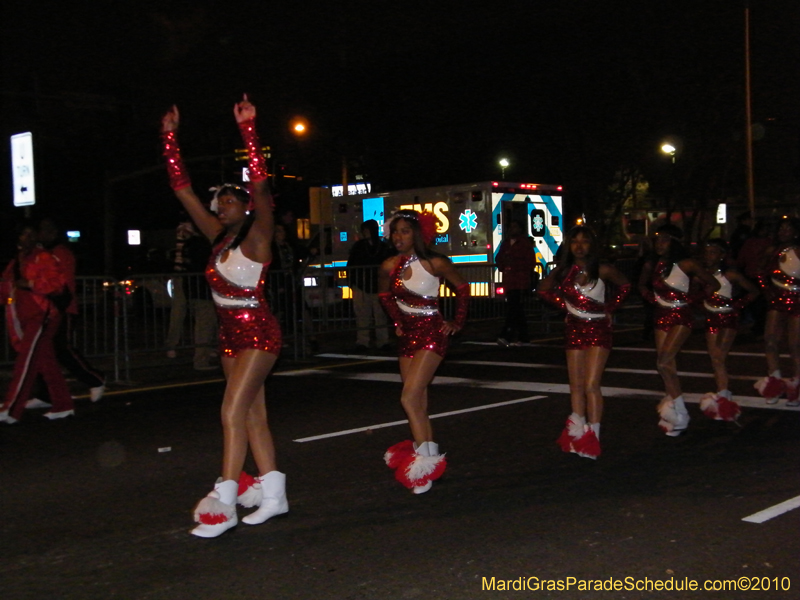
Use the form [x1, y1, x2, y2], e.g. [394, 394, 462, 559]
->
[1, 223, 74, 424]
[496, 220, 537, 345]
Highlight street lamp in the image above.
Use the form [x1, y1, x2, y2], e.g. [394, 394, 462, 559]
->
[499, 158, 509, 179]
[661, 143, 676, 163]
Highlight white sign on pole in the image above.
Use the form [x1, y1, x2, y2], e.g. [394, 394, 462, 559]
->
[716, 203, 727, 224]
[11, 132, 36, 207]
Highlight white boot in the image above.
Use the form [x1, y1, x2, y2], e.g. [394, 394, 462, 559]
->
[191, 479, 238, 538]
[242, 471, 289, 525]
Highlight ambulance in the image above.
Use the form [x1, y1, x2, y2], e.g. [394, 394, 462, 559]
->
[318, 181, 564, 295]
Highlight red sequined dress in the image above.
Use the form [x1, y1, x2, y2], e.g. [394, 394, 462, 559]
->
[650, 260, 694, 331]
[385, 254, 449, 358]
[206, 239, 281, 357]
[762, 245, 800, 317]
[540, 265, 629, 349]
[703, 270, 739, 333]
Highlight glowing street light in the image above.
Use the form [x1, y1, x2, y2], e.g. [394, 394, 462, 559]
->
[499, 158, 509, 179]
[661, 143, 676, 163]
[290, 117, 309, 136]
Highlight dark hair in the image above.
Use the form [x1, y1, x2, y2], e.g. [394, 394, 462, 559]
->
[655, 224, 689, 262]
[775, 217, 800, 245]
[557, 225, 599, 282]
[212, 184, 253, 251]
[389, 209, 442, 261]
[705, 238, 728, 252]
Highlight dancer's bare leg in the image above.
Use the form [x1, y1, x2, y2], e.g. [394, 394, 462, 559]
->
[584, 346, 610, 424]
[787, 316, 800, 378]
[566, 349, 587, 417]
[399, 350, 443, 444]
[655, 326, 691, 398]
[763, 310, 784, 375]
[706, 328, 736, 392]
[220, 350, 278, 481]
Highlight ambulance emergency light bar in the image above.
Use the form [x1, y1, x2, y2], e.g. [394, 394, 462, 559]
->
[492, 182, 563, 192]
[11, 132, 36, 207]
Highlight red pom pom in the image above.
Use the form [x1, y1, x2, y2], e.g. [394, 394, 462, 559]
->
[198, 511, 229, 525]
[418, 211, 438, 245]
[384, 440, 415, 470]
[572, 429, 601, 459]
[394, 453, 447, 488]
[716, 397, 741, 422]
[556, 427, 574, 453]
[238, 471, 258, 496]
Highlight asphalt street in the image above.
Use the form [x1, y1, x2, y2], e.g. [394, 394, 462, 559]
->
[1, 325, 798, 600]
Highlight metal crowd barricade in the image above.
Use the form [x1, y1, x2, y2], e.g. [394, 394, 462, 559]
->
[1, 261, 644, 370]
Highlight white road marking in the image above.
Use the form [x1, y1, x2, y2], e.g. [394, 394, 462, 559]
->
[293, 395, 546, 442]
[464, 341, 791, 359]
[310, 354, 762, 382]
[742, 495, 800, 523]
[319, 372, 800, 411]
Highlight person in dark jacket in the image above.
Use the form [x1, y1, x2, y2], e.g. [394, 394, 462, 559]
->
[347, 219, 392, 350]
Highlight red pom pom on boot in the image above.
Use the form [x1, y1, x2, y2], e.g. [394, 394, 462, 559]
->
[754, 375, 786, 405]
[556, 413, 586, 453]
[394, 442, 446, 494]
[572, 424, 601, 460]
[384, 440, 415, 470]
[237, 471, 262, 508]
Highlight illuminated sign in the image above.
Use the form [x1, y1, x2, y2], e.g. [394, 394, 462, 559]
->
[332, 182, 372, 197]
[10, 132, 35, 207]
[716, 203, 727, 224]
[459, 209, 478, 233]
[127, 230, 141, 245]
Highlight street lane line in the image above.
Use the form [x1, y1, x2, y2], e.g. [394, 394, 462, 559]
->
[293, 395, 546, 442]
[464, 341, 790, 358]
[313, 355, 759, 381]
[336, 373, 800, 411]
[742, 495, 800, 523]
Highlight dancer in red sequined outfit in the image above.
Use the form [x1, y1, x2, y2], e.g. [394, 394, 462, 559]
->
[379, 210, 469, 494]
[538, 226, 630, 459]
[698, 239, 759, 421]
[638, 224, 719, 436]
[754, 218, 800, 406]
[162, 96, 287, 538]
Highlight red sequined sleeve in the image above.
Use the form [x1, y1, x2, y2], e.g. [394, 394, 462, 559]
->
[607, 283, 631, 312]
[379, 292, 404, 327]
[238, 118, 268, 182]
[453, 282, 470, 329]
[538, 289, 566, 311]
[161, 131, 191, 191]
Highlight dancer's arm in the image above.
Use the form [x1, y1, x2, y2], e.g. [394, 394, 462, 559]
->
[727, 268, 760, 309]
[681, 257, 721, 295]
[637, 260, 656, 303]
[378, 257, 404, 335]
[430, 257, 468, 335]
[600, 263, 631, 312]
[537, 266, 566, 310]
[160, 106, 223, 241]
[234, 94, 274, 264]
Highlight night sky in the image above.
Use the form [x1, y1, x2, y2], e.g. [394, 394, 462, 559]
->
[1, 1, 798, 272]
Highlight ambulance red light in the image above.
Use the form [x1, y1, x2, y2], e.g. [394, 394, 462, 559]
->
[557, 186, 563, 191]
[496, 287, 505, 295]
[492, 182, 499, 187]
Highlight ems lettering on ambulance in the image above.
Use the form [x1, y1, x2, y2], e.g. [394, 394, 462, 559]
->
[491, 190, 563, 274]
[398, 202, 450, 233]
